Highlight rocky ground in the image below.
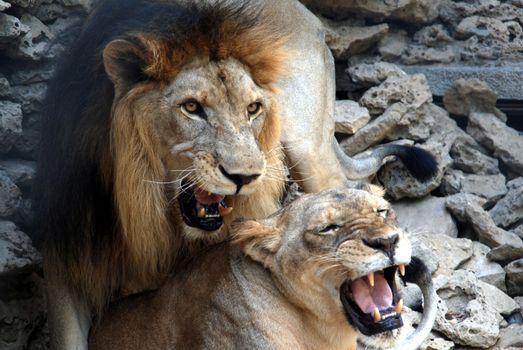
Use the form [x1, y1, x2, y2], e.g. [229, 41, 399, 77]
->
[1, 0, 522, 349]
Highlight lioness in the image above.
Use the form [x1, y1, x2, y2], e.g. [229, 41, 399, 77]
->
[33, 0, 437, 348]
[89, 188, 437, 350]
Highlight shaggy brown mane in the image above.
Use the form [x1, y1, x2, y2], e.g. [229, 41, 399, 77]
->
[33, 0, 289, 315]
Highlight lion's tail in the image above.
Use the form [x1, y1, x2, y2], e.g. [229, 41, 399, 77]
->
[334, 141, 438, 182]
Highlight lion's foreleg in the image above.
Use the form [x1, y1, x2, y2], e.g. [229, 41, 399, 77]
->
[45, 265, 91, 350]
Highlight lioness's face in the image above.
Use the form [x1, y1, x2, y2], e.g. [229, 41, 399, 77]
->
[126, 57, 280, 236]
[237, 188, 411, 345]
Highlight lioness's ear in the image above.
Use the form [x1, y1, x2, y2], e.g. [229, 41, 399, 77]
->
[354, 183, 386, 197]
[232, 219, 281, 266]
[103, 38, 147, 87]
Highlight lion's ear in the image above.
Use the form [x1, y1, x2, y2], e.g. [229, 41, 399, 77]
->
[353, 182, 386, 197]
[103, 38, 147, 87]
[232, 218, 282, 266]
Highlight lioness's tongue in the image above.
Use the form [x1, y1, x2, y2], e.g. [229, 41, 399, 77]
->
[194, 188, 225, 205]
[351, 273, 393, 314]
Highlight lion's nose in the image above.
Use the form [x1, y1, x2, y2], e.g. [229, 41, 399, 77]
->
[363, 234, 399, 261]
[219, 165, 261, 192]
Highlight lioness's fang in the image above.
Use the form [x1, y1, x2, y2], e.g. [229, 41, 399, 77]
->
[395, 299, 403, 314]
[399, 264, 405, 276]
[367, 271, 375, 287]
[218, 203, 233, 217]
[197, 207, 206, 218]
[373, 307, 381, 322]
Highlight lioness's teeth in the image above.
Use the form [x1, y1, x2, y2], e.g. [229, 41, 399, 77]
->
[207, 191, 212, 196]
[395, 299, 404, 315]
[218, 203, 233, 217]
[399, 264, 405, 276]
[197, 207, 206, 218]
[367, 272, 375, 287]
[373, 307, 382, 322]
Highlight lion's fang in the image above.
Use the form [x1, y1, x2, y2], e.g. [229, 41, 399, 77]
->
[197, 207, 206, 218]
[218, 203, 233, 217]
[398, 264, 405, 276]
[367, 271, 375, 287]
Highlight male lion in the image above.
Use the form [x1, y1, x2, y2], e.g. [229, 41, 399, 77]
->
[89, 187, 437, 350]
[33, 0, 437, 348]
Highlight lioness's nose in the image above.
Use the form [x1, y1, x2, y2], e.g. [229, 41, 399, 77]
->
[363, 234, 399, 261]
[219, 165, 260, 187]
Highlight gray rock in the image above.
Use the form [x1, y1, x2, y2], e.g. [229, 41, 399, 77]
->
[341, 103, 407, 155]
[0, 274, 47, 350]
[0, 221, 41, 275]
[414, 24, 453, 47]
[410, 233, 440, 275]
[0, 160, 36, 191]
[402, 45, 456, 65]
[0, 13, 27, 43]
[462, 242, 506, 291]
[10, 64, 54, 85]
[0, 0, 11, 12]
[504, 259, 523, 297]
[334, 100, 370, 135]
[450, 137, 499, 175]
[467, 112, 523, 175]
[512, 225, 523, 240]
[487, 244, 523, 266]
[419, 335, 455, 350]
[322, 18, 389, 60]
[434, 270, 502, 348]
[378, 29, 408, 60]
[359, 73, 433, 115]
[0, 74, 10, 97]
[13, 125, 40, 160]
[0, 101, 23, 154]
[10, 83, 47, 114]
[401, 64, 523, 101]
[393, 196, 458, 238]
[445, 193, 523, 250]
[459, 173, 507, 205]
[477, 279, 520, 316]
[489, 178, 523, 229]
[439, 169, 463, 196]
[515, 296, 523, 318]
[443, 79, 505, 120]
[489, 324, 523, 350]
[401, 283, 423, 310]
[301, 0, 440, 24]
[386, 99, 441, 142]
[347, 62, 407, 87]
[414, 233, 473, 276]
[0, 170, 22, 219]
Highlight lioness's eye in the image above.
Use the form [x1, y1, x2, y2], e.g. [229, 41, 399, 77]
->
[376, 207, 389, 218]
[247, 102, 262, 117]
[181, 100, 204, 115]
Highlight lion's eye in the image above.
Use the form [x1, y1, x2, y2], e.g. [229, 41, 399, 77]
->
[316, 224, 341, 235]
[181, 100, 204, 116]
[247, 102, 262, 117]
[376, 207, 389, 218]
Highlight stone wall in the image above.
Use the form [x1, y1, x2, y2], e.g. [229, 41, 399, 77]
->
[0, 1, 91, 349]
[0, 1, 522, 349]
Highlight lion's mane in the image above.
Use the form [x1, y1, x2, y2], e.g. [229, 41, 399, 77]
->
[33, 0, 288, 313]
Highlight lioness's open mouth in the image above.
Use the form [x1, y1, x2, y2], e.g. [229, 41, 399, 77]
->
[340, 265, 405, 336]
[178, 181, 233, 231]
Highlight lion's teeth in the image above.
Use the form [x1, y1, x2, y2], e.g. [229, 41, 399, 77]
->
[207, 191, 212, 196]
[373, 307, 381, 322]
[367, 272, 375, 287]
[399, 264, 405, 276]
[218, 203, 233, 217]
[395, 299, 404, 315]
[197, 207, 206, 218]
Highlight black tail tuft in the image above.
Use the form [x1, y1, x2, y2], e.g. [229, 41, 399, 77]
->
[394, 145, 438, 182]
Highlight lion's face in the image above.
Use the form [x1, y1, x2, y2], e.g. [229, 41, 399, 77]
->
[130, 58, 281, 236]
[235, 187, 412, 347]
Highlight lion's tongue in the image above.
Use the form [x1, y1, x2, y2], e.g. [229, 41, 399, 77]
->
[351, 273, 393, 314]
[194, 188, 225, 205]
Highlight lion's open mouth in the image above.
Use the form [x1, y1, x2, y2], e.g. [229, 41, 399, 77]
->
[178, 181, 232, 231]
[340, 265, 405, 336]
